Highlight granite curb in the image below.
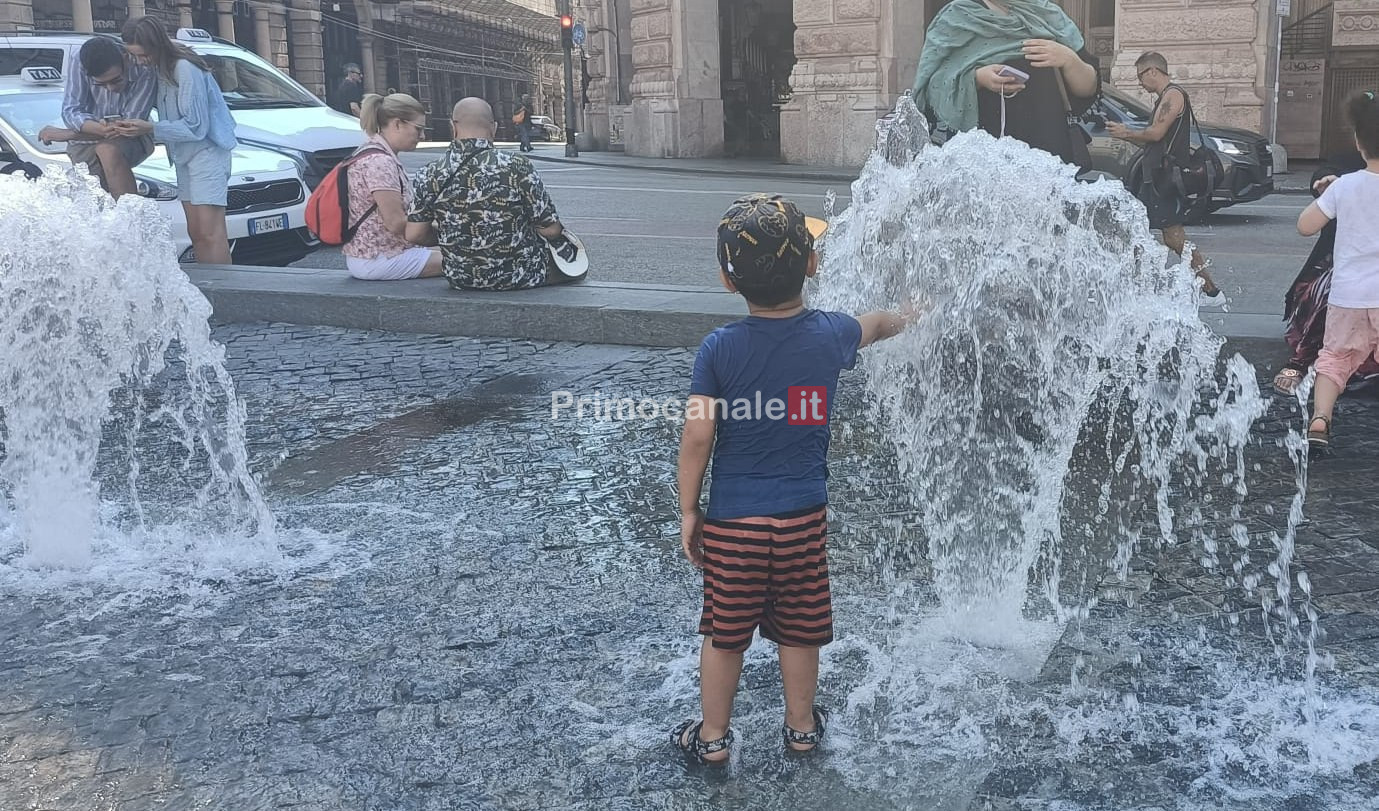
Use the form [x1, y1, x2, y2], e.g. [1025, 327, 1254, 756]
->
[523, 151, 861, 184]
[191, 264, 1288, 349]
[190, 265, 742, 348]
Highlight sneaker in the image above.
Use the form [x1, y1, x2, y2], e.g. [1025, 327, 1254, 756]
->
[1198, 289, 1226, 308]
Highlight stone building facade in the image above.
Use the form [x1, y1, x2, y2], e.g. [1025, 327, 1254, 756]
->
[0, 0, 565, 137]
[575, 0, 1379, 165]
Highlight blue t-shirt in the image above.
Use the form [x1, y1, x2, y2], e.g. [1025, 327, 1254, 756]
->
[689, 309, 864, 520]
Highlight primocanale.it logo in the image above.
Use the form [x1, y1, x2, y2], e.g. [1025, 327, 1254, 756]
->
[550, 388, 830, 423]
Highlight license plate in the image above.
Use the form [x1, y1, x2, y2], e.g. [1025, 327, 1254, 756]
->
[249, 214, 288, 235]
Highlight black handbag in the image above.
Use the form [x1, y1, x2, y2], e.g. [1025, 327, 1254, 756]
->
[1163, 92, 1222, 198]
[1055, 72, 1094, 174]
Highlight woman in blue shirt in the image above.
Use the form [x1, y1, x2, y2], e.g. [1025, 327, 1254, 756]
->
[116, 16, 238, 264]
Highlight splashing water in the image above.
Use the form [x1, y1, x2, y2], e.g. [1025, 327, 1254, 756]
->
[0, 170, 273, 571]
[801, 98, 1379, 803]
[812, 99, 1294, 645]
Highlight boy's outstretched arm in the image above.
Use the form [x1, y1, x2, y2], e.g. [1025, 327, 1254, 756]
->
[1297, 201, 1332, 237]
[855, 309, 915, 349]
[677, 396, 717, 568]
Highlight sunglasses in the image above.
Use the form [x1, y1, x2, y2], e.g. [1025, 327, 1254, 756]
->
[92, 70, 125, 88]
[1137, 67, 1158, 80]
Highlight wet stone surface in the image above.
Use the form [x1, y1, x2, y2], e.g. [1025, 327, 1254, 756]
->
[2, 325, 1378, 810]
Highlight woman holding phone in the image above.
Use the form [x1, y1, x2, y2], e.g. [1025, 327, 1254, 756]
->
[115, 16, 237, 264]
[911, 0, 1099, 169]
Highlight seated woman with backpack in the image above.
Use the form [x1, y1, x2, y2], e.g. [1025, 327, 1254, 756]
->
[341, 93, 442, 280]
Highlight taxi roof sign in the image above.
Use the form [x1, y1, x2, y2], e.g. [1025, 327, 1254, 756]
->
[20, 66, 62, 85]
[176, 28, 214, 42]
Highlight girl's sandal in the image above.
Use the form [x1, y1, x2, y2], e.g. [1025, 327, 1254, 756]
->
[671, 720, 732, 765]
[1307, 414, 1332, 450]
[1273, 367, 1304, 396]
[783, 706, 828, 754]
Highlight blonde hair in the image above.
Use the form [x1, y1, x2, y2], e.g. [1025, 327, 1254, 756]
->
[359, 93, 426, 136]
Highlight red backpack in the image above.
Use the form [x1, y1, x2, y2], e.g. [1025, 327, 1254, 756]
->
[305, 145, 389, 245]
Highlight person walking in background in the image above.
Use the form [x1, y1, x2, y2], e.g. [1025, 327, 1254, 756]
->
[514, 93, 535, 153]
[911, 0, 1099, 169]
[39, 36, 156, 198]
[117, 16, 238, 265]
[332, 63, 364, 117]
[1297, 91, 1379, 451]
[343, 93, 443, 281]
[1272, 148, 1376, 395]
[673, 194, 913, 764]
[1108, 52, 1224, 306]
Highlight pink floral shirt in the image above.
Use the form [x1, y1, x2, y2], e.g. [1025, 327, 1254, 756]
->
[343, 135, 414, 260]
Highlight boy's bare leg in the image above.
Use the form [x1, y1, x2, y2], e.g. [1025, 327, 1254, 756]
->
[779, 644, 820, 749]
[1161, 225, 1220, 295]
[694, 640, 743, 761]
[94, 140, 136, 198]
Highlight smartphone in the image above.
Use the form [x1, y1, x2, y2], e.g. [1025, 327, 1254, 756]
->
[996, 65, 1031, 83]
[100, 115, 124, 123]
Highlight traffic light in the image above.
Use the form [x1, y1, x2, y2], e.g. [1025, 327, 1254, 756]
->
[560, 14, 574, 48]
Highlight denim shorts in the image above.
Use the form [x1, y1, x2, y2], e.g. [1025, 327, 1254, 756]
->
[174, 146, 233, 207]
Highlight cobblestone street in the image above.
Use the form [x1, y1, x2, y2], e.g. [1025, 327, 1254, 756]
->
[1, 325, 1377, 810]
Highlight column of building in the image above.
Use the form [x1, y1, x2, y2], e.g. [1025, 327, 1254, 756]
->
[267, 1, 289, 70]
[0, 0, 31, 32]
[778, 0, 924, 166]
[215, 0, 234, 40]
[290, 0, 326, 96]
[626, 0, 723, 158]
[576, 0, 612, 148]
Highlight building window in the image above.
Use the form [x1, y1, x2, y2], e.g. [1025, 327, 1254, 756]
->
[1090, 0, 1115, 28]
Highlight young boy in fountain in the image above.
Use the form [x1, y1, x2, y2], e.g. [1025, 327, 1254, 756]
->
[673, 193, 913, 763]
[1297, 90, 1379, 452]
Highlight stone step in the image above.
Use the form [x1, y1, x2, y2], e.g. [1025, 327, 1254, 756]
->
[189, 264, 1285, 351]
[189, 264, 741, 348]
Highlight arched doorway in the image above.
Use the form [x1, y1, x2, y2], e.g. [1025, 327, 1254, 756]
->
[720, 0, 795, 158]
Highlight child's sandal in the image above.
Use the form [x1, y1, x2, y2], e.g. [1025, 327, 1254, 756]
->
[1307, 414, 1332, 450]
[783, 705, 827, 753]
[671, 720, 732, 765]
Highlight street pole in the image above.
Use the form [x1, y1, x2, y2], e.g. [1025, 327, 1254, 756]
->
[561, 0, 580, 158]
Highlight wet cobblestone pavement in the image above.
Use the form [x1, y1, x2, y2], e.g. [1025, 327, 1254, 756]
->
[2, 325, 1378, 810]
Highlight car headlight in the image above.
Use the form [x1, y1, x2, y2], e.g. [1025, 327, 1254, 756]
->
[1208, 137, 1248, 156]
[239, 140, 310, 174]
[134, 176, 179, 201]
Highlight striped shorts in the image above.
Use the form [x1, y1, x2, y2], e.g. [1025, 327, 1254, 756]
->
[699, 504, 833, 653]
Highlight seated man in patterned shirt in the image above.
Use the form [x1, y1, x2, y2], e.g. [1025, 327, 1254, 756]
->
[405, 97, 580, 291]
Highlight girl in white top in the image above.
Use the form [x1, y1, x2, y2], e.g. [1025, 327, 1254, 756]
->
[1298, 90, 1379, 449]
[344, 93, 443, 281]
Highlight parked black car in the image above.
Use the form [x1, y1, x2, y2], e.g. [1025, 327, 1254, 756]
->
[1079, 87, 1274, 218]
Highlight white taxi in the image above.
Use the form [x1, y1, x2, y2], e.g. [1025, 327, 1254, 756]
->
[0, 29, 368, 190]
[0, 66, 317, 265]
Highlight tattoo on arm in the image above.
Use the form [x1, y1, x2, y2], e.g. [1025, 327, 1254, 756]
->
[1146, 88, 1183, 143]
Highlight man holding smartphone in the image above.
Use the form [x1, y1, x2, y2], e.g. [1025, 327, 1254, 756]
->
[57, 36, 157, 198]
[1107, 52, 1224, 306]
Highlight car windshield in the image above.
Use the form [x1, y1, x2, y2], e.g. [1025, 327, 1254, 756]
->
[203, 52, 319, 110]
[0, 92, 68, 155]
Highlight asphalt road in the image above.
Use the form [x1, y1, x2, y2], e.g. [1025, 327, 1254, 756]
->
[294, 143, 1315, 321]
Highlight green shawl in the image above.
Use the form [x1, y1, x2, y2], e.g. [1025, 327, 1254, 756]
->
[911, 0, 1085, 134]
